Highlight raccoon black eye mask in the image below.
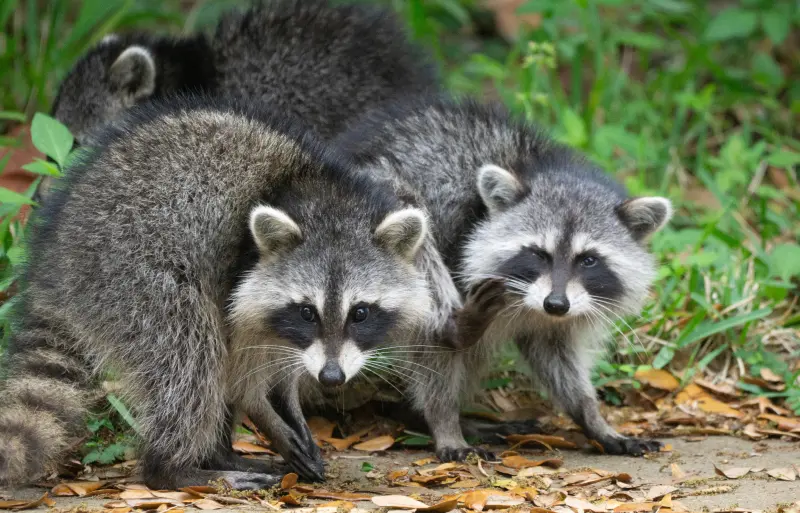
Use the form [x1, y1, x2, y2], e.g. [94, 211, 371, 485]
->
[337, 96, 673, 459]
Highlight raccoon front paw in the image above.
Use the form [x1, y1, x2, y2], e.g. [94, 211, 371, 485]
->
[447, 279, 508, 349]
[436, 446, 495, 463]
[217, 470, 283, 490]
[596, 436, 662, 456]
[279, 432, 326, 482]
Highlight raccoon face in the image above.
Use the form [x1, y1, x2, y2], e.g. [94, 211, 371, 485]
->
[230, 205, 431, 389]
[464, 164, 672, 323]
[52, 36, 156, 145]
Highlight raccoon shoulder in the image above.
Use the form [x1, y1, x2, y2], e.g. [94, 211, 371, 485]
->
[210, 1, 439, 139]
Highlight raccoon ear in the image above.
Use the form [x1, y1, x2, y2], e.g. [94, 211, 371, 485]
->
[616, 197, 673, 241]
[375, 208, 428, 261]
[109, 46, 156, 102]
[477, 164, 524, 215]
[249, 205, 302, 258]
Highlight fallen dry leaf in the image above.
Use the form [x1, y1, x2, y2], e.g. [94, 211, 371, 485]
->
[676, 384, 743, 418]
[0, 493, 55, 511]
[565, 496, 606, 512]
[714, 465, 752, 479]
[767, 467, 797, 481]
[321, 435, 361, 451]
[192, 499, 225, 510]
[308, 490, 372, 501]
[670, 463, 686, 480]
[501, 455, 563, 469]
[413, 457, 437, 466]
[450, 479, 481, 489]
[280, 472, 298, 490]
[646, 485, 678, 500]
[758, 414, 800, 431]
[278, 491, 304, 506]
[232, 440, 274, 454]
[418, 499, 459, 512]
[120, 489, 156, 500]
[307, 416, 336, 440]
[353, 435, 395, 452]
[371, 495, 429, 509]
[411, 473, 451, 485]
[518, 466, 559, 477]
[178, 486, 215, 496]
[51, 481, 108, 497]
[388, 469, 409, 481]
[506, 434, 578, 450]
[122, 499, 180, 509]
[152, 492, 192, 501]
[484, 494, 524, 509]
[613, 503, 657, 512]
[634, 368, 680, 391]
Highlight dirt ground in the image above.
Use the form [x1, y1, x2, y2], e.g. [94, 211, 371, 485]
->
[3, 436, 799, 512]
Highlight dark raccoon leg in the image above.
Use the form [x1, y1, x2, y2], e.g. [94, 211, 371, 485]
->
[443, 279, 508, 350]
[373, 402, 541, 443]
[245, 388, 324, 482]
[0, 323, 96, 486]
[459, 417, 543, 443]
[407, 350, 495, 463]
[516, 333, 661, 456]
[199, 405, 280, 475]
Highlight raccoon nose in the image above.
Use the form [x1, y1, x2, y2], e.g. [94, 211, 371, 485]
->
[318, 361, 346, 387]
[543, 293, 570, 316]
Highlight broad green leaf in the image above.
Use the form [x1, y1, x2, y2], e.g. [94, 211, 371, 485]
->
[0, 187, 36, 205]
[30, 113, 73, 168]
[769, 244, 800, 280]
[761, 9, 791, 44]
[704, 8, 758, 41]
[559, 108, 588, 148]
[767, 150, 800, 168]
[752, 52, 784, 88]
[22, 158, 62, 177]
[6, 246, 24, 266]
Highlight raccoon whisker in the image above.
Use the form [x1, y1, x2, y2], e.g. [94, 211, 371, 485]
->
[233, 345, 303, 354]
[593, 303, 643, 335]
[363, 360, 423, 389]
[591, 302, 647, 357]
[366, 366, 425, 392]
[362, 366, 409, 397]
[364, 358, 433, 386]
[232, 356, 305, 386]
[369, 356, 444, 377]
[587, 304, 644, 354]
[590, 296, 639, 314]
[263, 363, 306, 395]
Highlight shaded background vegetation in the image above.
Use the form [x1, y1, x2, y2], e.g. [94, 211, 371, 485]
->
[0, 0, 799, 461]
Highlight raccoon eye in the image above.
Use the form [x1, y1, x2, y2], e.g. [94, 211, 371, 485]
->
[580, 256, 598, 268]
[352, 306, 369, 323]
[299, 306, 316, 322]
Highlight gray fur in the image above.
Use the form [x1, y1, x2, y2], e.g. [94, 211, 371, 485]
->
[337, 97, 672, 457]
[42, 0, 438, 200]
[0, 97, 434, 488]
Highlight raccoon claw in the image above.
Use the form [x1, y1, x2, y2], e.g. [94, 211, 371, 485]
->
[461, 417, 543, 443]
[436, 446, 495, 463]
[217, 471, 283, 490]
[596, 436, 662, 456]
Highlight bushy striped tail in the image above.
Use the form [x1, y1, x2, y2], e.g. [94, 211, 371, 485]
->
[0, 323, 95, 486]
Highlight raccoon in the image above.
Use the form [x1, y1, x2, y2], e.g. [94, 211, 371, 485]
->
[337, 97, 673, 456]
[40, 0, 438, 200]
[0, 96, 439, 489]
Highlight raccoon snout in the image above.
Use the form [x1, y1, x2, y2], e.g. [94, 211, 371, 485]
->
[318, 361, 346, 387]
[543, 293, 570, 316]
